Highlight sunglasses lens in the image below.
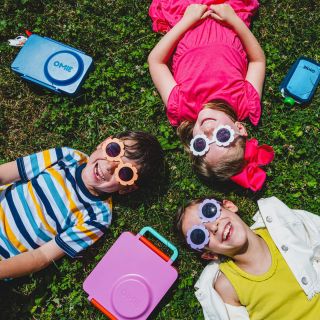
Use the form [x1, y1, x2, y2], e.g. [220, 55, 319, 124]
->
[190, 228, 206, 245]
[106, 142, 121, 158]
[193, 137, 207, 152]
[118, 166, 134, 182]
[202, 203, 218, 219]
[216, 128, 231, 143]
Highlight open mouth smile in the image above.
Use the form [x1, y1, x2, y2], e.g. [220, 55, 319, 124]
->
[222, 222, 232, 242]
[94, 163, 106, 181]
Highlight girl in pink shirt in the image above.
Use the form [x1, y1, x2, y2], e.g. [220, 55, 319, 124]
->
[148, 1, 274, 191]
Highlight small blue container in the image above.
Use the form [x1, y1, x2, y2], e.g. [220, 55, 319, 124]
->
[11, 34, 93, 96]
[280, 57, 320, 105]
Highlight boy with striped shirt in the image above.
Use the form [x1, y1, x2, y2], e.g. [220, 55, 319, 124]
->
[0, 131, 163, 279]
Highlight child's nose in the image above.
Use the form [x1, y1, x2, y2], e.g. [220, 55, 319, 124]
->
[106, 160, 119, 173]
[205, 221, 218, 234]
[201, 123, 215, 137]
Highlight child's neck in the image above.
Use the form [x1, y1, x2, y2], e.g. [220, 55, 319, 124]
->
[232, 232, 271, 275]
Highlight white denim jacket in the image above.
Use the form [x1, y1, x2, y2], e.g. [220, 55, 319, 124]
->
[194, 197, 320, 320]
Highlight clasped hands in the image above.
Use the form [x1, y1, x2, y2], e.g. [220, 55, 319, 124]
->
[182, 3, 239, 27]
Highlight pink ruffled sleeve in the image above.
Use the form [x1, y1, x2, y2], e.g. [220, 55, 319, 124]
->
[244, 80, 261, 125]
[149, 0, 170, 33]
[229, 0, 260, 27]
[235, 80, 261, 126]
[166, 85, 181, 127]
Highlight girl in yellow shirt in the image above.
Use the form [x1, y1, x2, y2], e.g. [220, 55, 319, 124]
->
[176, 196, 320, 319]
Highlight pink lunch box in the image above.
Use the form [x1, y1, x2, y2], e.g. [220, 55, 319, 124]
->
[83, 226, 179, 319]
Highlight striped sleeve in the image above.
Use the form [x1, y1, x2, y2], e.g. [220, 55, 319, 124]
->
[55, 219, 110, 258]
[16, 147, 87, 182]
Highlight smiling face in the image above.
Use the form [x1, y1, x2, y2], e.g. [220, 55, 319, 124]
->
[181, 200, 250, 258]
[81, 138, 140, 196]
[193, 108, 247, 166]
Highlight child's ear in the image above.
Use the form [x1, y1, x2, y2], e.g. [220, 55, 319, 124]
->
[222, 200, 238, 213]
[235, 122, 248, 137]
[201, 251, 219, 261]
[118, 184, 138, 195]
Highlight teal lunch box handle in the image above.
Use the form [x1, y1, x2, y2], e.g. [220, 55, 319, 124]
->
[138, 226, 178, 263]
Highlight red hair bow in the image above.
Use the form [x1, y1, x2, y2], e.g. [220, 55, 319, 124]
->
[230, 139, 274, 191]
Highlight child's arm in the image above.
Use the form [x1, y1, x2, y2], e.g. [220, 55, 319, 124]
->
[210, 4, 266, 98]
[0, 240, 65, 279]
[0, 147, 80, 186]
[214, 272, 241, 306]
[0, 161, 20, 185]
[148, 4, 211, 106]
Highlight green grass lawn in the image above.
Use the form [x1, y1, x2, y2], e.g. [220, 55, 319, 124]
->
[0, 0, 319, 319]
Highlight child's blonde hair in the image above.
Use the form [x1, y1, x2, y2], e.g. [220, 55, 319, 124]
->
[177, 100, 246, 180]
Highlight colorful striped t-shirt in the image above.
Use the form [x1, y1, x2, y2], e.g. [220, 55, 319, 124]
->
[0, 147, 112, 259]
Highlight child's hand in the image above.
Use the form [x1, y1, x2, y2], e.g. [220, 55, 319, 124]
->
[182, 4, 212, 26]
[209, 3, 239, 26]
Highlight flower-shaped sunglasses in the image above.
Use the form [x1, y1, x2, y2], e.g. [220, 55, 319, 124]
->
[190, 125, 237, 156]
[101, 138, 138, 186]
[186, 199, 221, 250]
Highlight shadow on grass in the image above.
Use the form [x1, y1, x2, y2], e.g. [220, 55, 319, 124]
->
[196, 172, 267, 202]
[0, 262, 66, 319]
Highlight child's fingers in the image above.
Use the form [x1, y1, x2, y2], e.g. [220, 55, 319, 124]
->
[210, 3, 230, 14]
[209, 5, 222, 16]
[199, 4, 209, 16]
[210, 4, 222, 11]
[210, 12, 222, 21]
[201, 10, 213, 20]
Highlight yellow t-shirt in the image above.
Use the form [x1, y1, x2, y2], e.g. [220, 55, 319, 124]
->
[219, 228, 320, 320]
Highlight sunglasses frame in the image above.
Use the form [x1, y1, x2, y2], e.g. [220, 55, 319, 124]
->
[100, 138, 138, 186]
[189, 134, 211, 156]
[198, 199, 221, 222]
[102, 138, 125, 162]
[114, 162, 138, 186]
[190, 125, 237, 156]
[186, 199, 222, 250]
[186, 224, 210, 250]
[213, 125, 236, 147]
